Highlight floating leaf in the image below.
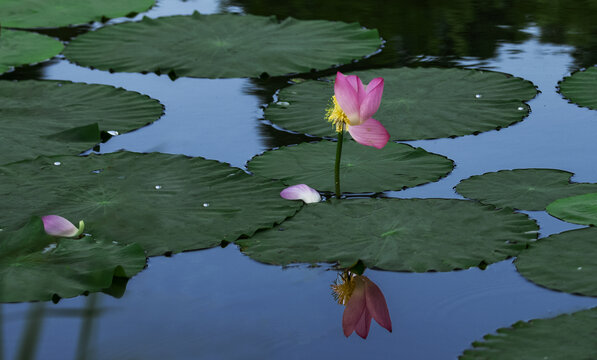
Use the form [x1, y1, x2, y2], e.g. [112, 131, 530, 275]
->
[546, 192, 597, 226]
[0, 29, 63, 75]
[237, 198, 537, 272]
[0, 152, 301, 256]
[460, 307, 597, 359]
[455, 169, 597, 211]
[0, 217, 146, 303]
[559, 66, 597, 110]
[515, 227, 597, 297]
[246, 141, 454, 193]
[0, 0, 155, 28]
[264, 68, 537, 140]
[0, 80, 163, 165]
[63, 13, 381, 78]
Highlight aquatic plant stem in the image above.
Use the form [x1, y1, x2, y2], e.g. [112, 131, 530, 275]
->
[335, 125, 344, 197]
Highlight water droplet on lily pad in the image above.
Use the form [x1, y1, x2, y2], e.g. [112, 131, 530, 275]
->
[91, 169, 103, 174]
[203, 203, 210, 207]
[107, 130, 119, 136]
[53, 161, 61, 166]
[577, 267, 583, 270]
[155, 185, 162, 190]
[475, 94, 482, 99]
[276, 101, 290, 107]
[518, 106, 525, 111]
[41, 243, 57, 254]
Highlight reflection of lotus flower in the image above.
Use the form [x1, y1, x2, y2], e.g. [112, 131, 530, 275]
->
[41, 215, 85, 238]
[326, 72, 390, 149]
[280, 184, 321, 204]
[332, 272, 392, 339]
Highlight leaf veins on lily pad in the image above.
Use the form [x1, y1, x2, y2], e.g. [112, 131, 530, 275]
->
[63, 13, 382, 78]
[0, 29, 64, 75]
[237, 198, 538, 272]
[0, 80, 163, 165]
[0, 152, 301, 256]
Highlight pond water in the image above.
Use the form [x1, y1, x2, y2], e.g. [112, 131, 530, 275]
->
[3, 0, 597, 359]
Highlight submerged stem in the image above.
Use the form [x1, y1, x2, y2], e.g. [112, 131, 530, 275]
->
[335, 125, 344, 197]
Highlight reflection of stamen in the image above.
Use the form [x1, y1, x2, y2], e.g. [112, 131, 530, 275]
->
[325, 96, 350, 133]
[331, 271, 356, 305]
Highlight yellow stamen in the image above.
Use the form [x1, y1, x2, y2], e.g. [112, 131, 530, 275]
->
[326, 96, 350, 133]
[331, 271, 356, 305]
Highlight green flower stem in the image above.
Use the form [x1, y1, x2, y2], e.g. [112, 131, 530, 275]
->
[335, 125, 344, 197]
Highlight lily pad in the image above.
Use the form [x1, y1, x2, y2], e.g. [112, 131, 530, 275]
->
[63, 13, 381, 78]
[546, 192, 597, 226]
[264, 68, 537, 140]
[460, 307, 597, 359]
[0, 0, 155, 28]
[559, 66, 597, 110]
[0, 80, 163, 165]
[515, 227, 597, 297]
[0, 29, 63, 75]
[0, 217, 146, 303]
[237, 198, 538, 272]
[246, 141, 454, 193]
[455, 169, 597, 211]
[0, 152, 301, 256]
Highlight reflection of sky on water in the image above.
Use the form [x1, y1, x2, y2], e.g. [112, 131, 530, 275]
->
[3, 0, 597, 359]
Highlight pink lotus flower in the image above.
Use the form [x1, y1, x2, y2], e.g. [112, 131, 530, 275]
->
[326, 72, 390, 149]
[41, 215, 85, 238]
[280, 184, 321, 204]
[332, 273, 392, 339]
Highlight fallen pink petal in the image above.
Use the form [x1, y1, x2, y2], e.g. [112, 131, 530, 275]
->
[347, 118, 390, 149]
[41, 215, 85, 238]
[280, 184, 321, 204]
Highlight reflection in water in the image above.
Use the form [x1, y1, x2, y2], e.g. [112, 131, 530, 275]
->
[331, 271, 392, 339]
[224, 0, 597, 69]
[17, 303, 45, 360]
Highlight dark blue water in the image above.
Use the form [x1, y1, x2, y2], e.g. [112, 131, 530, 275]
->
[3, 0, 597, 359]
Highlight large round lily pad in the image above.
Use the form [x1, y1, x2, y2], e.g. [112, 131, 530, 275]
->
[0, 217, 146, 303]
[0, 80, 163, 165]
[460, 307, 597, 359]
[0, 0, 155, 28]
[0, 29, 63, 75]
[63, 13, 382, 78]
[455, 169, 597, 211]
[236, 198, 538, 272]
[546, 192, 597, 226]
[515, 227, 597, 297]
[264, 68, 537, 140]
[559, 66, 597, 110]
[0, 152, 301, 256]
[246, 141, 454, 193]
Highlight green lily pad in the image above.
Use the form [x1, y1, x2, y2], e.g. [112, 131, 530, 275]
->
[455, 169, 597, 211]
[264, 68, 537, 140]
[460, 307, 597, 359]
[237, 198, 538, 272]
[246, 141, 454, 193]
[0, 80, 163, 165]
[515, 227, 597, 297]
[63, 13, 381, 78]
[0, 0, 155, 28]
[0, 152, 301, 256]
[0, 217, 146, 303]
[559, 66, 597, 110]
[546, 192, 597, 226]
[0, 29, 63, 75]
